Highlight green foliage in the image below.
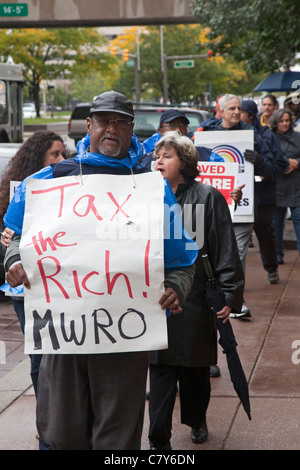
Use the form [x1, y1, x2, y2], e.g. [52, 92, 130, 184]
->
[191, 0, 300, 73]
[70, 73, 106, 103]
[53, 87, 67, 108]
[0, 28, 114, 115]
[114, 24, 260, 103]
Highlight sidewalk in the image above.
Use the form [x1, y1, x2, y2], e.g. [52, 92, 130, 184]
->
[0, 230, 300, 450]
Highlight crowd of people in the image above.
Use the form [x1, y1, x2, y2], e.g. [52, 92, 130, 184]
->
[0, 89, 299, 450]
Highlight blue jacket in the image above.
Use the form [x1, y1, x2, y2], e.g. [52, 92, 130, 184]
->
[140, 131, 212, 171]
[142, 132, 161, 155]
[4, 134, 198, 269]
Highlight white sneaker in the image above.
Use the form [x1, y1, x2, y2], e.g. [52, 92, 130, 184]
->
[230, 303, 251, 318]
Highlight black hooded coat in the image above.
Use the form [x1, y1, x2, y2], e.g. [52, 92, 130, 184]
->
[151, 180, 244, 367]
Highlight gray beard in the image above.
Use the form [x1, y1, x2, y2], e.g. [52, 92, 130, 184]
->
[98, 141, 122, 159]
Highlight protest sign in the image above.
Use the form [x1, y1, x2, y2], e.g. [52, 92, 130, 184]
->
[196, 162, 238, 217]
[20, 172, 167, 354]
[194, 130, 254, 222]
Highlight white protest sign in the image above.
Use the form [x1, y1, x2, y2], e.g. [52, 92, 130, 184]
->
[194, 130, 254, 222]
[20, 172, 167, 354]
[196, 162, 238, 218]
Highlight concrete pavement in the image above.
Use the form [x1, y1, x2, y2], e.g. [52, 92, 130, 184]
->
[0, 227, 300, 451]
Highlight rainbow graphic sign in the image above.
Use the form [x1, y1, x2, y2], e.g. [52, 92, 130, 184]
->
[212, 145, 244, 164]
[194, 129, 254, 221]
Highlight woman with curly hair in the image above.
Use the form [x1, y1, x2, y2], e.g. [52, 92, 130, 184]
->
[0, 131, 67, 389]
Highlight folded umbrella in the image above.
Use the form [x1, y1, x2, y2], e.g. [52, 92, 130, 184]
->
[202, 254, 251, 420]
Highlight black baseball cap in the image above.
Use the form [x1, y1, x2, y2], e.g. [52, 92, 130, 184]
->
[159, 109, 190, 126]
[90, 91, 134, 119]
[241, 100, 258, 118]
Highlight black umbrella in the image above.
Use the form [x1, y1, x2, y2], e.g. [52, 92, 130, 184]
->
[202, 254, 251, 420]
[254, 70, 300, 92]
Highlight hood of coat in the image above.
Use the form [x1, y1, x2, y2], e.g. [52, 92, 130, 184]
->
[75, 132, 144, 169]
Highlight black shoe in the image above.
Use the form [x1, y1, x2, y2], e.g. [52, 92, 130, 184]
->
[149, 441, 172, 450]
[277, 255, 284, 265]
[210, 364, 221, 377]
[191, 420, 208, 444]
[230, 302, 251, 318]
[268, 270, 280, 284]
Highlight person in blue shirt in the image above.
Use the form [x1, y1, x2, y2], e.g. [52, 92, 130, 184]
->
[4, 91, 197, 450]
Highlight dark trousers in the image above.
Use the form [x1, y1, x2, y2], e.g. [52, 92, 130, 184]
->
[254, 204, 278, 273]
[37, 352, 149, 450]
[148, 363, 210, 446]
[273, 206, 300, 256]
[12, 298, 42, 396]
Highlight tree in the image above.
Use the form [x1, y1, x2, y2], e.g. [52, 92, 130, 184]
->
[111, 25, 259, 103]
[70, 70, 121, 103]
[0, 28, 115, 116]
[191, 0, 300, 73]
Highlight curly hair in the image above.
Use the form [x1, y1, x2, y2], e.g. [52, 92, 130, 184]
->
[0, 130, 68, 223]
[154, 131, 200, 180]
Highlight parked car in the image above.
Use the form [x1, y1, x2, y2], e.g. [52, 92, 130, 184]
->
[68, 102, 211, 145]
[23, 103, 37, 119]
[68, 102, 90, 145]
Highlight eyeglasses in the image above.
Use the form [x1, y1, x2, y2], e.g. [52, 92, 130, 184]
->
[91, 116, 132, 130]
[162, 122, 188, 130]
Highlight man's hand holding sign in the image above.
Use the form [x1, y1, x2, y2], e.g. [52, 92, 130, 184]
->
[19, 172, 184, 355]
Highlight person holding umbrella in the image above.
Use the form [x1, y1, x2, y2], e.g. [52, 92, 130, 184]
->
[148, 131, 245, 450]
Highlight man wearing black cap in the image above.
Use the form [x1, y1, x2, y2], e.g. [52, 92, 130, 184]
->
[142, 109, 190, 158]
[241, 100, 287, 275]
[88, 90, 136, 158]
[141, 109, 211, 167]
[3, 91, 197, 450]
[158, 109, 190, 135]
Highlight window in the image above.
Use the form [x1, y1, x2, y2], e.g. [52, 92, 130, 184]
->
[0, 80, 8, 124]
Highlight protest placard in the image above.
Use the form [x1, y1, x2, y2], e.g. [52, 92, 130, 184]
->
[20, 172, 168, 354]
[194, 130, 254, 222]
[196, 161, 238, 218]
